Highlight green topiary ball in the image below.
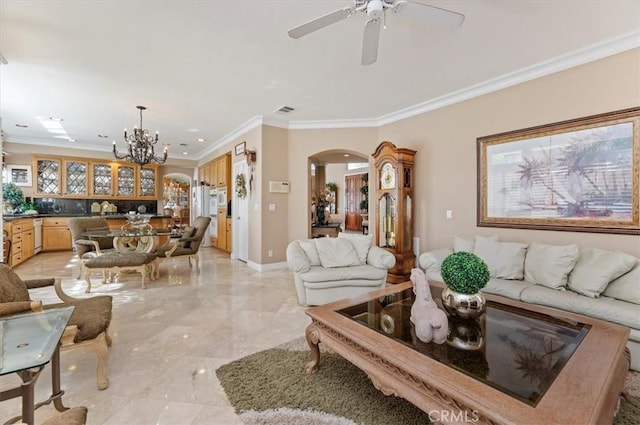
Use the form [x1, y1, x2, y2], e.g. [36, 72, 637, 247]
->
[441, 251, 490, 295]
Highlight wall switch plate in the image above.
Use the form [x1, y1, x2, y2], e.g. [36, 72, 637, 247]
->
[268, 250, 273, 257]
[446, 210, 453, 219]
[268, 203, 276, 211]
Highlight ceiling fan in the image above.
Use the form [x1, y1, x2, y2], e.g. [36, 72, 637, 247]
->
[288, 0, 464, 65]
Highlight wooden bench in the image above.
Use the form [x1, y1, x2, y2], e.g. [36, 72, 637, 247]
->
[84, 252, 158, 292]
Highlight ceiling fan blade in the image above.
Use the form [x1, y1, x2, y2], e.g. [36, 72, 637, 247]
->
[393, 0, 465, 31]
[361, 18, 381, 66]
[288, 6, 354, 39]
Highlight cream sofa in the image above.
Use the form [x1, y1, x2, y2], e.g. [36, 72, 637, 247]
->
[419, 236, 640, 371]
[286, 233, 396, 306]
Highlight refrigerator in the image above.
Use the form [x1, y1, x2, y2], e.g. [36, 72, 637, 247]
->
[193, 185, 212, 247]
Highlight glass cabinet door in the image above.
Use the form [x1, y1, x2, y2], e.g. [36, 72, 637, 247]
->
[63, 160, 88, 196]
[35, 159, 61, 196]
[115, 165, 136, 197]
[378, 193, 396, 248]
[138, 167, 157, 198]
[91, 163, 113, 196]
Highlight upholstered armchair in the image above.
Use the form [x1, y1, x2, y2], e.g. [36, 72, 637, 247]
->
[153, 216, 211, 273]
[68, 217, 117, 279]
[0, 264, 113, 390]
[286, 233, 396, 306]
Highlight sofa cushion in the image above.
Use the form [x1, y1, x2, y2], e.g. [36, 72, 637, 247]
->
[300, 265, 387, 283]
[524, 242, 578, 290]
[338, 233, 372, 264]
[482, 278, 534, 299]
[314, 238, 360, 268]
[453, 235, 497, 253]
[474, 237, 528, 280]
[520, 284, 640, 330]
[568, 248, 637, 298]
[298, 240, 321, 266]
[603, 262, 640, 305]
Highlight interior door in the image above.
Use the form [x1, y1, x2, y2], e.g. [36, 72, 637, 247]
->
[344, 174, 364, 231]
[233, 160, 249, 262]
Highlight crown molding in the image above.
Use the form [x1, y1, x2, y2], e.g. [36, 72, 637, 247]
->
[287, 30, 640, 130]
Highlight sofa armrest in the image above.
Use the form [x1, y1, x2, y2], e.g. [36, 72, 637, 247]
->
[367, 246, 396, 269]
[286, 241, 310, 273]
[418, 248, 453, 275]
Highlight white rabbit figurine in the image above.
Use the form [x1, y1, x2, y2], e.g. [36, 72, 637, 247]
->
[410, 268, 449, 344]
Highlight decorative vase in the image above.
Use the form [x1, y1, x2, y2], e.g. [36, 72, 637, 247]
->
[446, 317, 484, 351]
[441, 287, 486, 319]
[316, 205, 326, 225]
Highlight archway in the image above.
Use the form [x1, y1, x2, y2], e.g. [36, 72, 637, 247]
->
[162, 172, 191, 222]
[308, 149, 369, 237]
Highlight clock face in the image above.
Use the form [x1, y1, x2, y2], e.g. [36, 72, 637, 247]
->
[381, 163, 396, 189]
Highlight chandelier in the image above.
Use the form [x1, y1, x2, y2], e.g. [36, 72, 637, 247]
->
[113, 105, 168, 166]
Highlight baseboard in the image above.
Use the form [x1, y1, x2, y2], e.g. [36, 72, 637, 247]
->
[246, 260, 288, 272]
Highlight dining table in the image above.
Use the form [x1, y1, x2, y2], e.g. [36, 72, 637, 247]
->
[0, 306, 75, 425]
[81, 228, 179, 253]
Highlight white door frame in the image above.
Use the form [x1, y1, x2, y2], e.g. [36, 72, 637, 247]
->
[231, 160, 249, 262]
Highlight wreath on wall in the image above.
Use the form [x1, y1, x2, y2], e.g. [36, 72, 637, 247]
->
[236, 173, 247, 199]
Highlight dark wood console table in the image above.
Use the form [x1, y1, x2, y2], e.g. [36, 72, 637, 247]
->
[311, 222, 342, 238]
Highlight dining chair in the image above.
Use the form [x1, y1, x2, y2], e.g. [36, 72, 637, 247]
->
[153, 216, 211, 273]
[0, 264, 113, 389]
[67, 217, 117, 279]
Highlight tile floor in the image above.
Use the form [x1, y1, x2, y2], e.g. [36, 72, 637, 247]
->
[1, 247, 309, 424]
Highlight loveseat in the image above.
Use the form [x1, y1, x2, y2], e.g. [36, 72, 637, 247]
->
[419, 236, 640, 371]
[286, 233, 396, 306]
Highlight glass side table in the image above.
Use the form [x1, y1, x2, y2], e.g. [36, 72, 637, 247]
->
[0, 306, 74, 425]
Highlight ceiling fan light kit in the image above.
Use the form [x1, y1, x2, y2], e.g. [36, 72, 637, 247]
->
[288, 0, 465, 65]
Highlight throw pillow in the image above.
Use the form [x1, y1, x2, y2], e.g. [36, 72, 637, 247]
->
[85, 225, 112, 250]
[179, 226, 196, 248]
[524, 242, 579, 290]
[602, 261, 640, 304]
[568, 248, 637, 298]
[298, 240, 321, 266]
[314, 237, 360, 268]
[473, 237, 528, 280]
[337, 233, 372, 264]
[453, 235, 497, 253]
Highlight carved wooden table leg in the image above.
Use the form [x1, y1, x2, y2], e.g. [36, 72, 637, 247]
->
[305, 323, 321, 374]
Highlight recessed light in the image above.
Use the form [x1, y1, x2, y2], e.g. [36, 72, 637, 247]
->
[344, 154, 350, 157]
[68, 138, 76, 142]
[197, 138, 205, 142]
[15, 124, 28, 128]
[182, 151, 189, 155]
[179, 143, 188, 147]
[98, 134, 109, 138]
[49, 117, 64, 122]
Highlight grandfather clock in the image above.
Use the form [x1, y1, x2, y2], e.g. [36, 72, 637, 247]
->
[372, 141, 416, 284]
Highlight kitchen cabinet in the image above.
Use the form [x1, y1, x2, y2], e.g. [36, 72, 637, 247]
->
[42, 217, 72, 251]
[217, 208, 227, 251]
[217, 154, 230, 187]
[63, 159, 89, 196]
[225, 219, 232, 252]
[115, 164, 136, 197]
[138, 166, 158, 198]
[34, 158, 62, 196]
[9, 219, 35, 267]
[90, 162, 114, 196]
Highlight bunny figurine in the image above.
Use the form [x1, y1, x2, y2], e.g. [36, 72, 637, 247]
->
[410, 268, 449, 344]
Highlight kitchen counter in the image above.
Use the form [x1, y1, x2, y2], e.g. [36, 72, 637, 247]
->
[3, 214, 172, 222]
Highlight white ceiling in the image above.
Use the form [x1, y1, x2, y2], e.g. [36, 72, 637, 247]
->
[1, 1, 639, 164]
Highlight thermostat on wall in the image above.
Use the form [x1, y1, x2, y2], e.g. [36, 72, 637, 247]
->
[269, 181, 290, 193]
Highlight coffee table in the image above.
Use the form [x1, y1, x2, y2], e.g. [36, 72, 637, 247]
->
[304, 281, 630, 425]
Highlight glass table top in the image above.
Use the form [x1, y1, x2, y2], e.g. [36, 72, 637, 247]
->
[0, 306, 74, 375]
[338, 286, 590, 406]
[82, 229, 177, 238]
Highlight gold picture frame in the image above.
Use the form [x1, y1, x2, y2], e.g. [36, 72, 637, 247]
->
[477, 107, 640, 235]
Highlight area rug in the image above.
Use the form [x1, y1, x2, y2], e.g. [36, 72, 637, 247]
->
[216, 339, 640, 425]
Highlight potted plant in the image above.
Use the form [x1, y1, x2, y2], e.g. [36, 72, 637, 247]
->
[2, 182, 24, 214]
[440, 251, 490, 319]
[23, 199, 38, 215]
